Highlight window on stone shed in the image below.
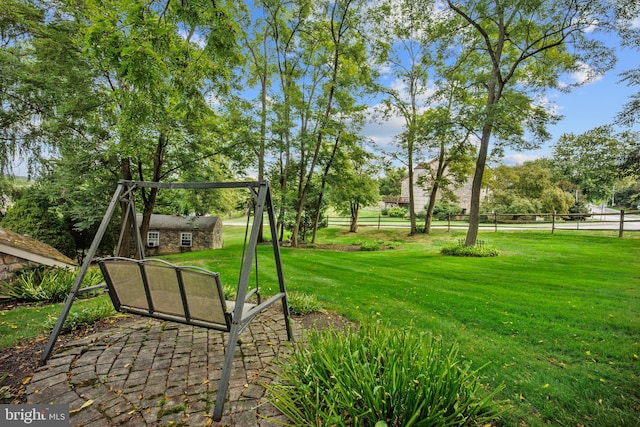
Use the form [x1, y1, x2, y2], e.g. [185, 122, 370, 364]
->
[180, 232, 192, 247]
[147, 232, 159, 247]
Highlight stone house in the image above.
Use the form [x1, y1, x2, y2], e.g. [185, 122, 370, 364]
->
[397, 161, 489, 214]
[141, 214, 223, 256]
[0, 227, 76, 281]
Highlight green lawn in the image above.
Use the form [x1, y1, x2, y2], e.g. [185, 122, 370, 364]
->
[3, 225, 638, 426]
[0, 295, 113, 349]
[169, 226, 639, 426]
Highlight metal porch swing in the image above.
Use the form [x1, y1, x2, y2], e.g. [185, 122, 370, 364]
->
[40, 179, 293, 421]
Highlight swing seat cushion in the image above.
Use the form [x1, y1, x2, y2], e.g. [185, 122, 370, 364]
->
[98, 257, 248, 332]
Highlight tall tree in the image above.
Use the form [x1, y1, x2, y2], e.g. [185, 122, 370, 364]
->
[2, 0, 245, 254]
[283, 0, 372, 246]
[260, 0, 310, 242]
[614, 0, 640, 127]
[73, 0, 243, 253]
[552, 126, 638, 202]
[416, 79, 476, 234]
[0, 0, 105, 176]
[327, 147, 379, 233]
[444, 0, 614, 246]
[369, 0, 436, 234]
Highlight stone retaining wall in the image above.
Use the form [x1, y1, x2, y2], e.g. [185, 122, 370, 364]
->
[0, 253, 36, 281]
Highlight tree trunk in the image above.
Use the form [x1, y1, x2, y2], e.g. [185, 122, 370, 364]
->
[257, 33, 268, 243]
[424, 183, 439, 234]
[407, 152, 416, 234]
[311, 133, 341, 243]
[350, 203, 359, 233]
[291, 96, 334, 246]
[117, 159, 134, 257]
[311, 189, 325, 244]
[137, 132, 165, 256]
[424, 151, 448, 234]
[465, 124, 491, 246]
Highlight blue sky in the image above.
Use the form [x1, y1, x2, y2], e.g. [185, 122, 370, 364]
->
[505, 32, 640, 165]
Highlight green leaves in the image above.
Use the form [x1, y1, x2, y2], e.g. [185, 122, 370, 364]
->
[552, 125, 639, 201]
[266, 321, 506, 426]
[0, 267, 104, 303]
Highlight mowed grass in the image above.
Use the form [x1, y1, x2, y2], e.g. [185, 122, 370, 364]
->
[169, 225, 639, 426]
[2, 224, 636, 425]
[0, 295, 113, 349]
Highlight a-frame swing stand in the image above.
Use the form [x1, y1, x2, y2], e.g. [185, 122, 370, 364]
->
[41, 180, 293, 421]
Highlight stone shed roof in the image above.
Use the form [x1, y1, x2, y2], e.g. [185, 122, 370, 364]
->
[0, 227, 76, 268]
[140, 214, 221, 231]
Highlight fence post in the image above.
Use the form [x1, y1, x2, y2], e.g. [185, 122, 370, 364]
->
[494, 212, 498, 232]
[378, 215, 381, 230]
[447, 214, 451, 232]
[619, 210, 625, 238]
[552, 211, 556, 234]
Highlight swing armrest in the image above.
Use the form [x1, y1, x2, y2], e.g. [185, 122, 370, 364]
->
[225, 300, 256, 322]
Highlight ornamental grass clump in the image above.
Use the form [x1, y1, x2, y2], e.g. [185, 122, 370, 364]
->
[441, 240, 499, 257]
[0, 266, 104, 303]
[266, 321, 506, 426]
[287, 291, 322, 315]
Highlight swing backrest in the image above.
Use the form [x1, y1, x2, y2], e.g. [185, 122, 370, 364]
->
[98, 257, 231, 331]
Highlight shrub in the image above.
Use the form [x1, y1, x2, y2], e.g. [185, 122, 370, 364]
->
[222, 282, 236, 300]
[266, 321, 506, 426]
[287, 291, 322, 315]
[381, 207, 389, 216]
[613, 183, 640, 209]
[540, 187, 575, 214]
[485, 191, 541, 219]
[387, 207, 407, 218]
[441, 241, 499, 257]
[565, 201, 591, 221]
[0, 266, 104, 303]
[358, 239, 384, 251]
[431, 201, 463, 220]
[44, 299, 116, 333]
[0, 188, 78, 259]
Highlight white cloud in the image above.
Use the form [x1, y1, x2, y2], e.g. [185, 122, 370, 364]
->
[533, 94, 561, 117]
[500, 153, 542, 166]
[361, 105, 405, 152]
[567, 61, 604, 85]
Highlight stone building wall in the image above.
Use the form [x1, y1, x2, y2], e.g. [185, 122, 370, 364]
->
[145, 221, 223, 256]
[0, 254, 37, 281]
[400, 163, 488, 214]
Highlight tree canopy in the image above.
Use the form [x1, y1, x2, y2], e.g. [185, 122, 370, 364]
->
[1, 0, 637, 253]
[552, 126, 639, 202]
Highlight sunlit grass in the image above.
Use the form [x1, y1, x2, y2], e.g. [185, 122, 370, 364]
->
[2, 224, 638, 426]
[0, 295, 114, 348]
[180, 225, 639, 426]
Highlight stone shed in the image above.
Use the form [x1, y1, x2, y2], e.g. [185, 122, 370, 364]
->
[399, 160, 490, 214]
[0, 227, 76, 281]
[141, 214, 223, 256]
